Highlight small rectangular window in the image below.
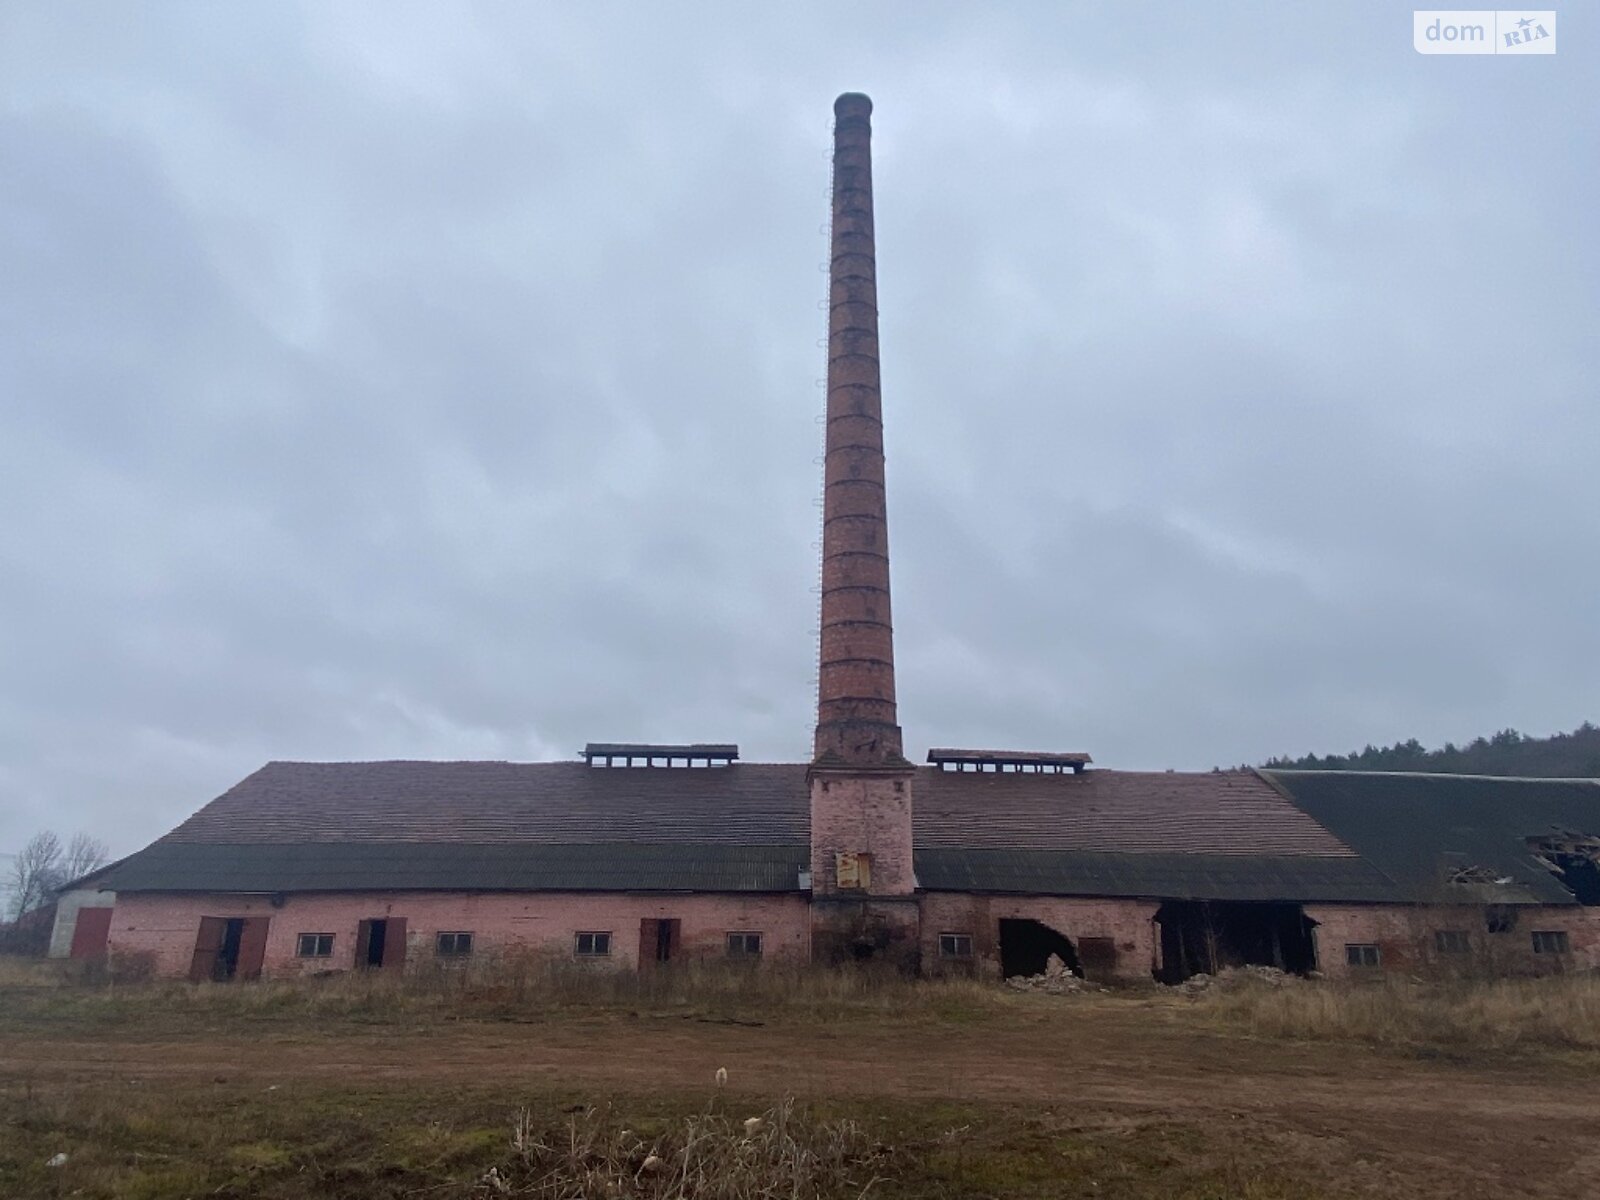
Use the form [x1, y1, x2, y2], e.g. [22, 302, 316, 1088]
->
[1531, 930, 1570, 954]
[1434, 930, 1471, 954]
[1345, 943, 1381, 968]
[435, 931, 473, 957]
[574, 931, 612, 957]
[296, 932, 335, 958]
[938, 933, 973, 958]
[726, 931, 762, 957]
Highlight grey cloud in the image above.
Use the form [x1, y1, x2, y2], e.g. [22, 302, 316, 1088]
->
[0, 2, 1593, 855]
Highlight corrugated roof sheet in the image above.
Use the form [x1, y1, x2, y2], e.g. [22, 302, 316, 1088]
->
[1266, 771, 1600, 905]
[100, 842, 807, 894]
[915, 849, 1397, 902]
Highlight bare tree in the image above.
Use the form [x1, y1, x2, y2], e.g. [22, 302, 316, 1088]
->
[8, 830, 63, 919]
[61, 832, 109, 884]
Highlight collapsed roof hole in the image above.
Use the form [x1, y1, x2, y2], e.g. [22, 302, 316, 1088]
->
[1529, 836, 1600, 906]
[1448, 864, 1513, 887]
[1155, 901, 1317, 984]
[998, 918, 1080, 978]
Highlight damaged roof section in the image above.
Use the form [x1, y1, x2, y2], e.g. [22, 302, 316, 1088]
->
[1527, 833, 1600, 905]
[1265, 771, 1600, 905]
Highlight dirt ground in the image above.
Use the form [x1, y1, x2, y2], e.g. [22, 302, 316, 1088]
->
[3, 993, 1596, 1198]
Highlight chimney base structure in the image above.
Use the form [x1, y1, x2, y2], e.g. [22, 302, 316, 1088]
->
[808, 768, 919, 967]
[808, 93, 919, 968]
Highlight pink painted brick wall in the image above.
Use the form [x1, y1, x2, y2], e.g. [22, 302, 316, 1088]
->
[919, 892, 1158, 982]
[110, 891, 810, 979]
[1307, 903, 1600, 979]
[809, 772, 915, 897]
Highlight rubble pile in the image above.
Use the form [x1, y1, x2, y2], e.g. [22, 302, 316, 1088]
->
[1004, 954, 1102, 995]
[1177, 965, 1296, 995]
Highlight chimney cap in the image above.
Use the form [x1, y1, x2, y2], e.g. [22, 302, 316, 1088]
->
[834, 92, 873, 119]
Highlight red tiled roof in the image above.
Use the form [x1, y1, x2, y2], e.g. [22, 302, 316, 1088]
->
[159, 761, 809, 846]
[915, 768, 1355, 857]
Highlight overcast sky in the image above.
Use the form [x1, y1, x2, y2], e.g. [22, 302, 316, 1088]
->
[2, 3, 1594, 858]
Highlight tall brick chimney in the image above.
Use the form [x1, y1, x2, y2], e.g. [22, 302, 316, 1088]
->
[809, 94, 918, 965]
[813, 92, 905, 768]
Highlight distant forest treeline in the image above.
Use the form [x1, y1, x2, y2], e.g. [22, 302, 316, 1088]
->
[1259, 723, 1600, 778]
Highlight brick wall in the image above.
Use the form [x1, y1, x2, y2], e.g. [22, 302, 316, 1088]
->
[808, 772, 914, 897]
[109, 891, 810, 979]
[919, 892, 1159, 983]
[1307, 902, 1600, 979]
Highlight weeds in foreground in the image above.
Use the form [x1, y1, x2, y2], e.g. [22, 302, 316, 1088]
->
[1200, 972, 1600, 1052]
[0, 955, 1010, 1032]
[0, 1080, 1332, 1200]
[8, 953, 1600, 1055]
[481, 1098, 883, 1198]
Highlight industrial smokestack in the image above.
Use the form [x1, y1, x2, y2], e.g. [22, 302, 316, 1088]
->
[813, 92, 904, 766]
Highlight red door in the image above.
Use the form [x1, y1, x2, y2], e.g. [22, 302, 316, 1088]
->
[69, 907, 113, 960]
[638, 918, 681, 971]
[383, 918, 407, 971]
[236, 917, 271, 981]
[189, 917, 227, 983]
[639, 919, 661, 972]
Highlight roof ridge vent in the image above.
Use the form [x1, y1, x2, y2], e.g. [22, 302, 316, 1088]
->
[583, 743, 739, 767]
[927, 748, 1091, 775]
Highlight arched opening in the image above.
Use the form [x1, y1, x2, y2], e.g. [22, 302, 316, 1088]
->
[998, 917, 1081, 978]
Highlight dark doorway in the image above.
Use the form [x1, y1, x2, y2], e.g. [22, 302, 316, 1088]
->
[638, 918, 681, 971]
[355, 917, 407, 970]
[215, 918, 245, 980]
[360, 919, 388, 967]
[998, 918, 1081, 978]
[1155, 901, 1318, 983]
[187, 916, 270, 982]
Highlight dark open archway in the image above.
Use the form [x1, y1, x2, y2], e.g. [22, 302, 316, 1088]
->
[1154, 901, 1317, 983]
[998, 917, 1081, 978]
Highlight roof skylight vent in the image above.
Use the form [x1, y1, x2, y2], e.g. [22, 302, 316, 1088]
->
[583, 743, 739, 768]
[927, 748, 1091, 775]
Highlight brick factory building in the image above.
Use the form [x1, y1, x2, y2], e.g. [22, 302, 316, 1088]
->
[61, 95, 1600, 984]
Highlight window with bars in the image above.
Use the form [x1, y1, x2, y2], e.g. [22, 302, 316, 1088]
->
[574, 931, 612, 957]
[726, 931, 762, 957]
[296, 932, 335, 958]
[1345, 943, 1381, 968]
[435, 931, 473, 957]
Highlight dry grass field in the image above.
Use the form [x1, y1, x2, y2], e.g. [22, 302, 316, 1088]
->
[2, 960, 1597, 1198]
